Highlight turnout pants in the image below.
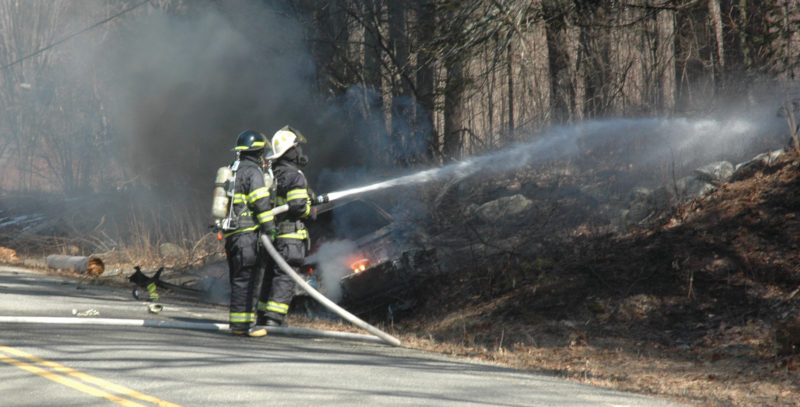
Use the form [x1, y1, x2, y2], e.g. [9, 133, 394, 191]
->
[257, 222, 307, 324]
[225, 232, 264, 331]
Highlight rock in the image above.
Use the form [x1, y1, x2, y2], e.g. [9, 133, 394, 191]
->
[732, 149, 785, 181]
[623, 187, 670, 225]
[694, 161, 734, 183]
[473, 194, 532, 222]
[675, 176, 714, 201]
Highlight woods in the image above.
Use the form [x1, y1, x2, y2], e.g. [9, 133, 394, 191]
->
[1, 0, 799, 194]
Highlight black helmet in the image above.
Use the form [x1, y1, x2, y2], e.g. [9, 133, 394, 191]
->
[233, 130, 267, 152]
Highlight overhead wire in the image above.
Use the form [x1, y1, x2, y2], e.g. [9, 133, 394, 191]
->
[0, 0, 151, 71]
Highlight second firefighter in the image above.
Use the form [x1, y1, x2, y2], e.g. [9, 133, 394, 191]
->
[257, 125, 312, 327]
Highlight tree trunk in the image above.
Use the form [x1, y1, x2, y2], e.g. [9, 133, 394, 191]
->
[506, 34, 515, 141]
[388, 0, 413, 164]
[519, 1, 553, 125]
[708, 0, 725, 82]
[657, 6, 676, 112]
[361, 0, 387, 162]
[738, 0, 751, 69]
[414, 0, 437, 161]
[610, 2, 644, 113]
[565, 21, 583, 121]
[443, 60, 464, 161]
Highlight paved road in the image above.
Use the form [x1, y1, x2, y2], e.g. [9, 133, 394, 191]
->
[0, 266, 688, 406]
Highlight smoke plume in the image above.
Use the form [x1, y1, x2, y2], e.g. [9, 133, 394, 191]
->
[304, 239, 359, 303]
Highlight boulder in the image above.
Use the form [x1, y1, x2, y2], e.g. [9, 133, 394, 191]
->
[694, 161, 734, 183]
[732, 149, 785, 181]
[675, 176, 714, 201]
[473, 194, 533, 223]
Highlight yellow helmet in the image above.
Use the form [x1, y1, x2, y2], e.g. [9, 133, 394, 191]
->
[267, 125, 306, 160]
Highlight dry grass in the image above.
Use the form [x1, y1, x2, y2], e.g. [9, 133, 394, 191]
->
[287, 315, 799, 407]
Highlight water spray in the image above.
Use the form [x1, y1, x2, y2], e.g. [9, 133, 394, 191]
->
[304, 114, 783, 208]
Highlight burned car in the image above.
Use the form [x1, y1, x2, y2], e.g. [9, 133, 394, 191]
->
[294, 198, 437, 318]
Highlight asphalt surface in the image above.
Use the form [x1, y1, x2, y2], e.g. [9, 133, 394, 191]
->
[0, 266, 689, 406]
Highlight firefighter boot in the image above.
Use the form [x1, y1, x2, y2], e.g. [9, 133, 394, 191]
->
[264, 318, 282, 327]
[231, 327, 267, 337]
[257, 315, 282, 328]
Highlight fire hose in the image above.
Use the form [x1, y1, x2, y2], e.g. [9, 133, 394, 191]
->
[261, 203, 402, 347]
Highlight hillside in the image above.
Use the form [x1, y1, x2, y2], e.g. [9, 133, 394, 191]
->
[395, 151, 800, 406]
[1, 150, 799, 407]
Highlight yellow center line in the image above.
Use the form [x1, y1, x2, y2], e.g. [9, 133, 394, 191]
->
[0, 345, 181, 407]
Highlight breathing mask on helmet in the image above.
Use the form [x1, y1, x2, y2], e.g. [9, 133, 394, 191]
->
[283, 145, 308, 167]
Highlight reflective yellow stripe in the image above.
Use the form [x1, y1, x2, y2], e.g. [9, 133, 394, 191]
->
[247, 187, 270, 204]
[301, 200, 311, 218]
[277, 229, 308, 240]
[223, 225, 259, 238]
[286, 189, 309, 201]
[146, 282, 159, 301]
[266, 301, 289, 315]
[234, 141, 265, 150]
[275, 197, 287, 206]
[229, 312, 254, 323]
[257, 301, 268, 312]
[257, 210, 274, 224]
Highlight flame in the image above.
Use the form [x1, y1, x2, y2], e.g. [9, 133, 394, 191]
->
[350, 258, 369, 274]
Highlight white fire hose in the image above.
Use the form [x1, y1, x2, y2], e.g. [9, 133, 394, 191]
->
[261, 204, 402, 347]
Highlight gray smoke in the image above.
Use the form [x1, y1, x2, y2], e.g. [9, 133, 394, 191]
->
[91, 2, 427, 203]
[304, 239, 359, 303]
[97, 1, 318, 194]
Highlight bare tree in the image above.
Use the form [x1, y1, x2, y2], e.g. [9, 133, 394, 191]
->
[708, 0, 725, 85]
[656, 6, 676, 112]
[413, 0, 438, 161]
[0, 0, 68, 191]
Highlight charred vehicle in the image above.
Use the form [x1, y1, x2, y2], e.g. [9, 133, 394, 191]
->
[294, 198, 437, 318]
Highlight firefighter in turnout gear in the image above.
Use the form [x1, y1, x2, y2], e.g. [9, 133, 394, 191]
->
[224, 130, 275, 337]
[257, 125, 312, 327]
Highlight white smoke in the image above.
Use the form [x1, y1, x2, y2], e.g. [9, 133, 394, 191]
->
[304, 239, 359, 303]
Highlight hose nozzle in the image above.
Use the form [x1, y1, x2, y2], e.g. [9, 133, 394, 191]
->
[315, 194, 329, 204]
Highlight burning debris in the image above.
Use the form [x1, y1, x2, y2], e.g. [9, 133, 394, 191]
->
[293, 198, 438, 318]
[338, 249, 438, 317]
[350, 258, 369, 274]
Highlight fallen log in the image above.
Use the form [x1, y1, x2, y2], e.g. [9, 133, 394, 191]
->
[46, 255, 104, 276]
